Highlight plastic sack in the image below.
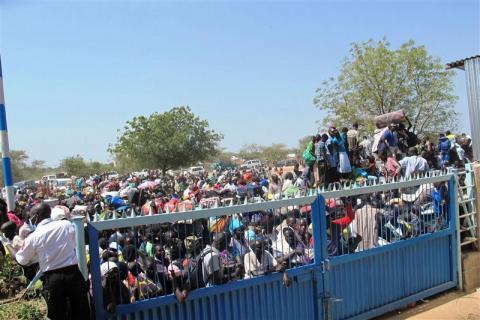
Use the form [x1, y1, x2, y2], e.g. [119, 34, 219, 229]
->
[374, 110, 405, 129]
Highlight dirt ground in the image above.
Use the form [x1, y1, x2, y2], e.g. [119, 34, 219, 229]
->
[377, 289, 480, 320]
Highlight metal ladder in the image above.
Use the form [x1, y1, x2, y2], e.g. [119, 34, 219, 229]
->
[455, 164, 478, 249]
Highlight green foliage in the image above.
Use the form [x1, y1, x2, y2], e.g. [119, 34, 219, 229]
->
[238, 144, 264, 161]
[213, 148, 237, 165]
[0, 150, 114, 184]
[110, 106, 223, 173]
[237, 143, 297, 164]
[59, 155, 113, 177]
[0, 255, 26, 299]
[0, 255, 44, 319]
[261, 144, 293, 163]
[10, 151, 29, 182]
[0, 300, 45, 320]
[59, 155, 89, 177]
[313, 38, 458, 134]
[0, 150, 50, 183]
[17, 303, 43, 320]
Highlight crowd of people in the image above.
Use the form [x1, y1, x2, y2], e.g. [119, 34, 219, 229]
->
[300, 122, 472, 189]
[0, 122, 471, 318]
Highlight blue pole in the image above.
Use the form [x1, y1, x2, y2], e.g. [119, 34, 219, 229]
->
[448, 175, 461, 289]
[72, 216, 88, 281]
[0, 56, 15, 211]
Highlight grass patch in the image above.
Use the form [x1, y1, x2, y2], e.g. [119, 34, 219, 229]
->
[0, 298, 46, 320]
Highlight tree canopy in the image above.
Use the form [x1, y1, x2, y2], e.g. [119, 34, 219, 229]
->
[0, 150, 51, 183]
[313, 38, 458, 134]
[59, 155, 113, 177]
[237, 143, 297, 164]
[110, 106, 223, 173]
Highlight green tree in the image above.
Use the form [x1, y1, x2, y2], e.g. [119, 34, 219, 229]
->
[313, 38, 458, 134]
[23, 159, 48, 181]
[0, 151, 50, 183]
[212, 148, 237, 165]
[9, 150, 29, 182]
[238, 144, 264, 161]
[261, 143, 291, 163]
[89, 161, 111, 174]
[30, 160, 46, 170]
[112, 153, 141, 174]
[59, 155, 90, 177]
[110, 106, 223, 173]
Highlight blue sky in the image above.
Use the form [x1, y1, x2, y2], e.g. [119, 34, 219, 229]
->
[0, 0, 478, 166]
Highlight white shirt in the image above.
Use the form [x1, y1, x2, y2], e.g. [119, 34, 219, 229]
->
[456, 144, 465, 161]
[351, 205, 378, 250]
[466, 135, 473, 147]
[359, 139, 372, 156]
[224, 183, 237, 193]
[243, 250, 278, 279]
[201, 245, 220, 285]
[372, 128, 387, 154]
[399, 156, 429, 178]
[16, 219, 78, 272]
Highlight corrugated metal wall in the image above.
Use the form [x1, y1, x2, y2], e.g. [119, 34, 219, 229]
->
[465, 57, 480, 161]
[110, 270, 320, 320]
[327, 233, 455, 320]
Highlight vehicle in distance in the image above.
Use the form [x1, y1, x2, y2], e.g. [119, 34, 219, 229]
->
[243, 159, 262, 169]
[189, 166, 205, 175]
[106, 171, 119, 180]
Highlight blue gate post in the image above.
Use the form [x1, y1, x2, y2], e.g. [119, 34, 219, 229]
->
[88, 224, 106, 320]
[311, 194, 327, 320]
[0, 56, 15, 211]
[448, 175, 460, 288]
[72, 216, 88, 281]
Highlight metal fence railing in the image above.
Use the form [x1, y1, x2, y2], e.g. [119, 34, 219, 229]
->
[87, 195, 318, 318]
[81, 171, 458, 320]
[320, 174, 451, 257]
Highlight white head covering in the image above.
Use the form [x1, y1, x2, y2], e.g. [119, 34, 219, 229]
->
[51, 206, 70, 221]
[100, 261, 118, 277]
[109, 242, 120, 250]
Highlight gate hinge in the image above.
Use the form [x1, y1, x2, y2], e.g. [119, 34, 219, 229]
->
[323, 292, 343, 304]
[321, 260, 330, 273]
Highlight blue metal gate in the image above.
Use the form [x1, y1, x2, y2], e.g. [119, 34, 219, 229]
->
[85, 173, 458, 320]
[317, 173, 458, 319]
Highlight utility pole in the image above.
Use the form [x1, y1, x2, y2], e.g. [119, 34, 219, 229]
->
[0, 56, 16, 211]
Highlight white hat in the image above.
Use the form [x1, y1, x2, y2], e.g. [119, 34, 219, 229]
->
[100, 261, 118, 277]
[51, 206, 67, 221]
[109, 242, 120, 250]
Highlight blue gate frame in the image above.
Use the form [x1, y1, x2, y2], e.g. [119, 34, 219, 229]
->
[88, 195, 326, 320]
[86, 173, 458, 320]
[317, 174, 458, 320]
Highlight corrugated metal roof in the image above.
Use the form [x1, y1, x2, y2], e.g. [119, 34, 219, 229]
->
[465, 57, 480, 160]
[446, 55, 480, 70]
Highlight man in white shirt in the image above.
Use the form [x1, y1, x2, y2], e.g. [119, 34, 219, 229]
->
[399, 148, 430, 179]
[15, 203, 90, 320]
[243, 238, 292, 287]
[201, 233, 225, 286]
[455, 143, 466, 162]
[359, 136, 372, 158]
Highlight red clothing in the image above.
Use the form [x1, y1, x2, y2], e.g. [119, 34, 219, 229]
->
[7, 212, 22, 229]
[386, 157, 399, 177]
[330, 204, 355, 229]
